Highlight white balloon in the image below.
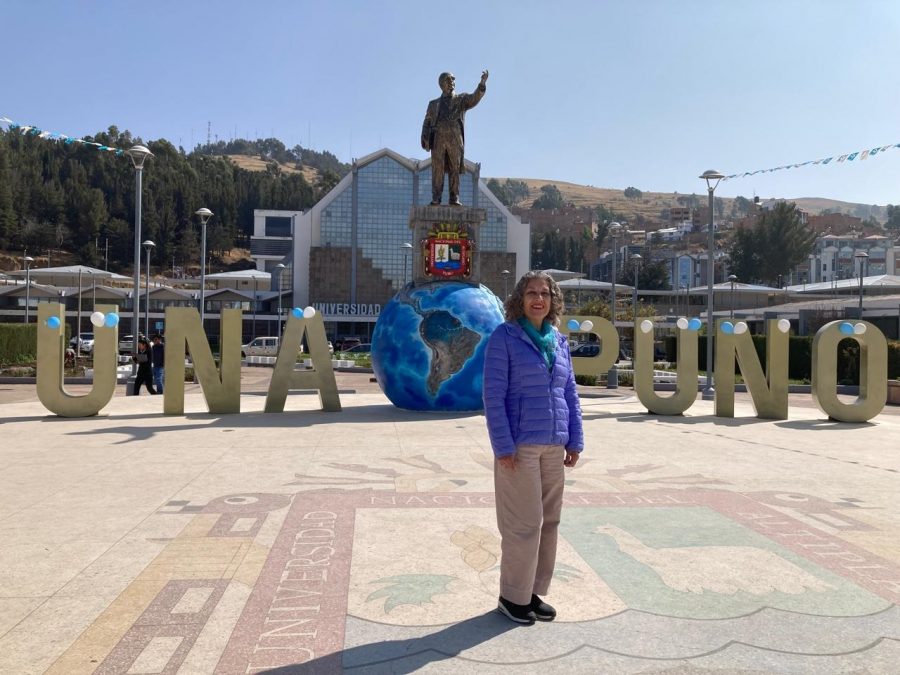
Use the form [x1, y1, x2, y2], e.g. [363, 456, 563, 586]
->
[303, 306, 316, 319]
[90, 311, 105, 327]
[676, 317, 688, 330]
[734, 322, 748, 335]
[853, 322, 867, 335]
[640, 319, 653, 333]
[579, 320, 594, 332]
[777, 319, 791, 333]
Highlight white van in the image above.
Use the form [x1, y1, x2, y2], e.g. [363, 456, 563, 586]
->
[241, 337, 281, 358]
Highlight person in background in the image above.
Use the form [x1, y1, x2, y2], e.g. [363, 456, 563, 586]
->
[151, 333, 165, 394]
[482, 270, 584, 625]
[132, 338, 157, 395]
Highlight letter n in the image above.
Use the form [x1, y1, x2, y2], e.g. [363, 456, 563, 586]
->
[265, 311, 341, 412]
[36, 303, 117, 417]
[163, 307, 242, 414]
[715, 319, 788, 419]
[812, 320, 887, 423]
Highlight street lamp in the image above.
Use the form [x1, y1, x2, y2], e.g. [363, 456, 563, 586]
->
[252, 273, 259, 340]
[401, 242, 412, 286]
[855, 250, 869, 317]
[700, 169, 724, 401]
[501, 269, 511, 298]
[23, 255, 34, 323]
[728, 274, 737, 320]
[607, 221, 623, 389]
[195, 208, 213, 333]
[88, 268, 96, 311]
[126, 144, 153, 373]
[143, 240, 155, 338]
[631, 254, 642, 314]
[275, 263, 286, 335]
[76, 266, 84, 358]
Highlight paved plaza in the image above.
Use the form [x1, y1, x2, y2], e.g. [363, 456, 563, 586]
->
[1, 370, 899, 674]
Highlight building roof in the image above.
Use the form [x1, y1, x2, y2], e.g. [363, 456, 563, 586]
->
[5, 265, 130, 280]
[787, 274, 900, 293]
[204, 269, 271, 280]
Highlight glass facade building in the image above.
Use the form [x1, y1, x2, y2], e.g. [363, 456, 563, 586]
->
[287, 149, 529, 338]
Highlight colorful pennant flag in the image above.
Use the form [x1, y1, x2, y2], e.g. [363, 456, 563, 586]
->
[722, 141, 900, 181]
[0, 115, 126, 156]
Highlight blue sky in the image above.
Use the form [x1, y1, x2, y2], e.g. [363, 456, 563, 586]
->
[5, 0, 900, 206]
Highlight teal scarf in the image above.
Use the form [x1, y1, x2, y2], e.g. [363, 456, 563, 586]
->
[518, 318, 557, 369]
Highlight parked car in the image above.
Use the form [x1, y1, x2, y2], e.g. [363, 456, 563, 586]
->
[118, 334, 143, 354]
[69, 332, 95, 353]
[343, 343, 371, 354]
[241, 336, 281, 358]
[570, 343, 600, 358]
[336, 337, 362, 352]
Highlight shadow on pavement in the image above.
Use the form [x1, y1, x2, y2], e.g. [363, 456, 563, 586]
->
[259, 610, 518, 674]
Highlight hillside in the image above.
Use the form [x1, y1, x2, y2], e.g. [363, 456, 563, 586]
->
[489, 177, 887, 226]
[226, 155, 320, 184]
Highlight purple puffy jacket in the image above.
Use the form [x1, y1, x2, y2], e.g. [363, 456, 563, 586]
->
[482, 321, 584, 458]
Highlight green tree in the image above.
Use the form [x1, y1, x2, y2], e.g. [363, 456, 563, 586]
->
[728, 202, 816, 286]
[620, 259, 672, 290]
[532, 184, 565, 210]
[623, 186, 642, 200]
[886, 204, 900, 232]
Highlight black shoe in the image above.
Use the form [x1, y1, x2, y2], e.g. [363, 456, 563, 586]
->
[497, 596, 536, 625]
[530, 594, 556, 621]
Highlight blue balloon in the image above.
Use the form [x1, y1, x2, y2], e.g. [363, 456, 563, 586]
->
[839, 322, 854, 335]
[105, 312, 119, 328]
[721, 321, 734, 335]
[291, 307, 302, 319]
[688, 317, 702, 331]
[46, 316, 60, 329]
[567, 319, 580, 331]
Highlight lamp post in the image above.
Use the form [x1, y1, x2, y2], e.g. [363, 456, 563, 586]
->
[275, 263, 286, 335]
[700, 169, 724, 401]
[631, 254, 642, 314]
[24, 255, 34, 323]
[143, 240, 155, 338]
[607, 222, 623, 388]
[195, 208, 213, 333]
[401, 242, 412, 286]
[252, 273, 259, 340]
[126, 144, 154, 372]
[76, 266, 83, 358]
[501, 269, 511, 298]
[728, 274, 737, 319]
[88, 268, 96, 310]
[855, 250, 869, 317]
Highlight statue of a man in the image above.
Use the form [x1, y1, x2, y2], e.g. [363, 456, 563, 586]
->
[421, 70, 489, 206]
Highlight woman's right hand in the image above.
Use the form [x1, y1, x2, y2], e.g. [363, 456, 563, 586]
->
[497, 455, 516, 471]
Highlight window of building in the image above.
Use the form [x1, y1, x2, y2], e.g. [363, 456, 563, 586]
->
[265, 216, 293, 237]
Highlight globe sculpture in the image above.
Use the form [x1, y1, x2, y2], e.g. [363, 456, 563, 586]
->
[372, 281, 505, 412]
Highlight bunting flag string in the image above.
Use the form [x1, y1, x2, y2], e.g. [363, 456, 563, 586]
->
[722, 140, 900, 181]
[0, 115, 126, 157]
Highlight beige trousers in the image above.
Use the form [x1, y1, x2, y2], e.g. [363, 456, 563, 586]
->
[494, 443, 566, 605]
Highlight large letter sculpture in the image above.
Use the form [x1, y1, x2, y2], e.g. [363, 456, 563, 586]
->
[265, 310, 340, 413]
[634, 319, 698, 415]
[560, 315, 618, 379]
[812, 320, 887, 423]
[36, 303, 118, 417]
[164, 307, 242, 415]
[715, 319, 789, 420]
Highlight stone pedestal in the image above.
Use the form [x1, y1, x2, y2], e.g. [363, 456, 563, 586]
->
[409, 205, 486, 285]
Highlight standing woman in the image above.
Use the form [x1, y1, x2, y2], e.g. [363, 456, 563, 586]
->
[483, 270, 583, 625]
[132, 338, 158, 395]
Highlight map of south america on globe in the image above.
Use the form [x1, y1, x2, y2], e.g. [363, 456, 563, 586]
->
[419, 308, 481, 395]
[371, 282, 505, 412]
